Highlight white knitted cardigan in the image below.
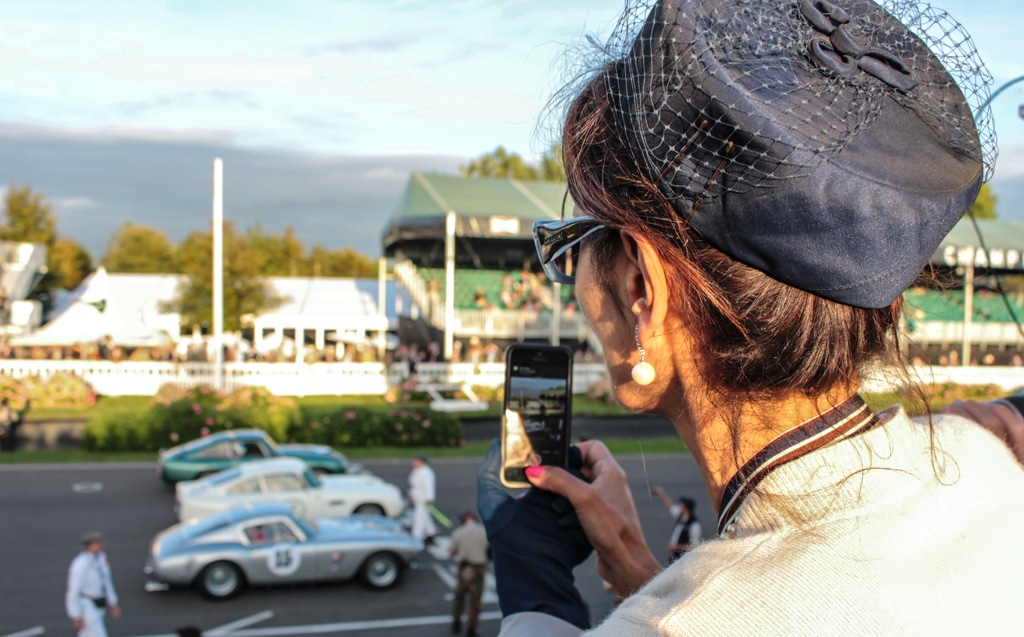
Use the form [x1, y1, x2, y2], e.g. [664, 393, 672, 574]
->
[502, 407, 1024, 637]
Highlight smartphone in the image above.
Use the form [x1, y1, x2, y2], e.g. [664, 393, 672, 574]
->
[501, 343, 574, 488]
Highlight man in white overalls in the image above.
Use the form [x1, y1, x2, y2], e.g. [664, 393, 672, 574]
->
[408, 455, 438, 544]
[66, 531, 120, 637]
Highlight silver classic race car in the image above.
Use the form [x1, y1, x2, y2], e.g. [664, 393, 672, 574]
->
[145, 502, 423, 599]
[174, 457, 405, 522]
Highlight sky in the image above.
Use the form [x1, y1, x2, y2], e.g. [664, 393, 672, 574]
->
[1, 0, 1023, 259]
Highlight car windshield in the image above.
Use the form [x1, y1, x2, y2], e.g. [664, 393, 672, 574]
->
[293, 515, 317, 535]
[304, 469, 322, 488]
[258, 434, 282, 453]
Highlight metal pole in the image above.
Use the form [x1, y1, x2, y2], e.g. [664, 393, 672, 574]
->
[962, 260, 973, 367]
[444, 211, 456, 360]
[377, 257, 387, 361]
[212, 158, 225, 392]
[551, 281, 561, 346]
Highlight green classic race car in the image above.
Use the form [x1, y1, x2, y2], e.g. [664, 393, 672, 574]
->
[157, 429, 352, 483]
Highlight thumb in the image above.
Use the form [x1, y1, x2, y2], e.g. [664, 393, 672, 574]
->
[526, 465, 593, 508]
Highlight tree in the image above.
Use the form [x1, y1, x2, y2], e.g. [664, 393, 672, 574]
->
[461, 145, 566, 182]
[461, 146, 540, 180]
[967, 183, 997, 220]
[0, 185, 57, 247]
[48, 238, 93, 291]
[539, 145, 566, 182]
[102, 223, 177, 273]
[247, 225, 305, 276]
[1, 185, 90, 302]
[165, 222, 282, 332]
[309, 245, 378, 278]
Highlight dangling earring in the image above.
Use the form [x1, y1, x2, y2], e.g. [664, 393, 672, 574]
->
[631, 324, 656, 386]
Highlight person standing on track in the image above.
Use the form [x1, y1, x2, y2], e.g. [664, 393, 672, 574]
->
[449, 511, 490, 637]
[66, 531, 120, 637]
[408, 454, 438, 544]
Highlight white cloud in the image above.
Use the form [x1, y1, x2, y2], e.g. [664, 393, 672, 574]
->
[52, 197, 96, 211]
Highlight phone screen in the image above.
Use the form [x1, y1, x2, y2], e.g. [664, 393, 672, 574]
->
[502, 345, 572, 487]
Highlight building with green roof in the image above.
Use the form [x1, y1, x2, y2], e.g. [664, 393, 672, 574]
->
[382, 172, 573, 269]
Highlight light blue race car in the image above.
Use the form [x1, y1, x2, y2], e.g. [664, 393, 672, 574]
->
[144, 502, 423, 599]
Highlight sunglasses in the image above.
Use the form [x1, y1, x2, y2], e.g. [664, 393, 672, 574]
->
[532, 216, 607, 284]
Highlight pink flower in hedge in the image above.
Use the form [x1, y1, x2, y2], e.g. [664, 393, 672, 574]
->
[395, 423, 404, 432]
[205, 417, 214, 426]
[170, 432, 179, 442]
[200, 427, 210, 437]
[201, 386, 212, 394]
[411, 412, 421, 421]
[192, 403, 202, 415]
[422, 420, 431, 428]
[459, 438, 467, 447]
[402, 433, 409, 441]
[345, 411, 357, 420]
[310, 421, 319, 430]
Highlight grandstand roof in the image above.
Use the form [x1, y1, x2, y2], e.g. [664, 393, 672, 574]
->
[934, 218, 1024, 271]
[382, 172, 573, 245]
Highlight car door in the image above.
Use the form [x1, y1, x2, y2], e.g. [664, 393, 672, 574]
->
[263, 472, 310, 519]
[240, 518, 320, 584]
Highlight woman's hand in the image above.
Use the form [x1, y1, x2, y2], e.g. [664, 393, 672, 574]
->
[527, 440, 662, 596]
[477, 440, 593, 630]
[942, 398, 1024, 465]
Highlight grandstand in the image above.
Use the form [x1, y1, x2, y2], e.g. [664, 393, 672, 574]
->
[0, 241, 48, 339]
[381, 173, 591, 358]
[907, 218, 1024, 364]
[382, 175, 1024, 365]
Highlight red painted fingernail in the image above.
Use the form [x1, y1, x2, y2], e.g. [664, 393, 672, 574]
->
[524, 466, 544, 479]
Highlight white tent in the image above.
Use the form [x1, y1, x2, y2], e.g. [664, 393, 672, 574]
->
[253, 277, 389, 354]
[15, 270, 392, 353]
[13, 268, 180, 348]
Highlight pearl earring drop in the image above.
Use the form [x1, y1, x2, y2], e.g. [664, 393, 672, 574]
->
[631, 324, 656, 386]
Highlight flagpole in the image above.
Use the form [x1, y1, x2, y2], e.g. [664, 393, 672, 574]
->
[212, 158, 225, 392]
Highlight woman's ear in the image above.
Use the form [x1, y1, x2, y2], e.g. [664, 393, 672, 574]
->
[619, 232, 668, 336]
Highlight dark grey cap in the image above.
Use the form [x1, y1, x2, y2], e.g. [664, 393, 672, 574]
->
[608, 0, 990, 308]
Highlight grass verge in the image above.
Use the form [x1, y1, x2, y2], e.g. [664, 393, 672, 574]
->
[0, 437, 688, 464]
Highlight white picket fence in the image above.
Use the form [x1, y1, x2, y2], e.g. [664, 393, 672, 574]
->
[2, 359, 1024, 397]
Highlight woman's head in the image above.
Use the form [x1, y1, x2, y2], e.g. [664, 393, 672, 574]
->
[552, 0, 990, 403]
[563, 75, 900, 401]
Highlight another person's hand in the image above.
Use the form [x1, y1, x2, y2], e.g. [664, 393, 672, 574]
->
[525, 440, 662, 597]
[110, 605, 121, 619]
[942, 398, 1024, 465]
[72, 619, 84, 631]
[477, 439, 593, 630]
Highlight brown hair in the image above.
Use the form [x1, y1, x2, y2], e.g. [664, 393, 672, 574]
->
[562, 68, 904, 401]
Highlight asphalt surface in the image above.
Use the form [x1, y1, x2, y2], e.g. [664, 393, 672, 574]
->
[462, 414, 679, 442]
[0, 451, 709, 637]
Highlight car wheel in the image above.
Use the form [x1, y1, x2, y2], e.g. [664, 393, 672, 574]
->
[353, 503, 386, 516]
[198, 561, 244, 600]
[360, 552, 402, 590]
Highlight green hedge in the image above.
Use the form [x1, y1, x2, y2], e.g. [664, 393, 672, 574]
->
[289, 406, 464, 448]
[83, 385, 465, 452]
[82, 386, 303, 452]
